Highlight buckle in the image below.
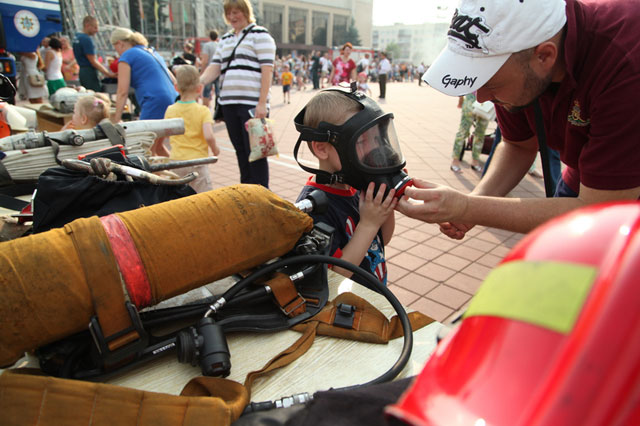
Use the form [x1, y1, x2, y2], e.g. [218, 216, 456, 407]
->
[281, 293, 306, 316]
[88, 301, 148, 364]
[333, 303, 356, 329]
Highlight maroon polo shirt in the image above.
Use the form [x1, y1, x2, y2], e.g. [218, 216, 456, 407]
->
[496, 0, 640, 193]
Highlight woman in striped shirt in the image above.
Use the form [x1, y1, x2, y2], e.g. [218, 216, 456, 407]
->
[200, 0, 276, 188]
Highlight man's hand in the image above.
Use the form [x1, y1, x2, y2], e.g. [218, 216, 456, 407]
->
[396, 177, 469, 228]
[439, 222, 475, 240]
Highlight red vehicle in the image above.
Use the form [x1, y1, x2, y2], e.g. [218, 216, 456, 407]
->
[389, 202, 640, 426]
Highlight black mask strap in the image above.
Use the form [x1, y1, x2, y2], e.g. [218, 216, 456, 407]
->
[293, 136, 345, 185]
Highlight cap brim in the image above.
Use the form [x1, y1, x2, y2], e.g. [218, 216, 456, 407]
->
[423, 46, 510, 96]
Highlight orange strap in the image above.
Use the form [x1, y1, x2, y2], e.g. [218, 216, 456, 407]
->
[268, 272, 307, 317]
[64, 217, 140, 352]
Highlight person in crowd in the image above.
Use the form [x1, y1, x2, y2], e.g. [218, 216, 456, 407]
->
[163, 65, 220, 192]
[377, 51, 391, 99]
[200, 0, 276, 188]
[44, 37, 66, 95]
[450, 93, 489, 173]
[329, 42, 356, 86]
[199, 30, 219, 108]
[416, 62, 425, 86]
[110, 27, 178, 155]
[294, 54, 306, 91]
[63, 94, 111, 130]
[60, 36, 79, 83]
[281, 63, 293, 104]
[18, 50, 47, 103]
[319, 51, 330, 88]
[171, 41, 198, 72]
[357, 53, 370, 75]
[357, 71, 372, 96]
[398, 0, 640, 239]
[310, 50, 321, 90]
[295, 90, 396, 286]
[73, 16, 115, 91]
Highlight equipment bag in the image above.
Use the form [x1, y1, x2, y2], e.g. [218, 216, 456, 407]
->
[0, 184, 313, 367]
[0, 370, 248, 426]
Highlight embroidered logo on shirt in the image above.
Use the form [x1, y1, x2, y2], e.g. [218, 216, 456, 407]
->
[568, 100, 590, 127]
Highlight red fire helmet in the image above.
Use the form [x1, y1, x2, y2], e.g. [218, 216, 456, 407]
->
[387, 202, 640, 426]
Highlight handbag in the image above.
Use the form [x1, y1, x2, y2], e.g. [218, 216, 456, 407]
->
[246, 117, 278, 162]
[28, 73, 46, 87]
[471, 100, 496, 121]
[214, 24, 255, 122]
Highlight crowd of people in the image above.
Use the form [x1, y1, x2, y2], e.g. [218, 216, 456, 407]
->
[6, 0, 639, 294]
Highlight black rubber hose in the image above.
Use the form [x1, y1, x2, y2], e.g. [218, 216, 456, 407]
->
[220, 254, 413, 388]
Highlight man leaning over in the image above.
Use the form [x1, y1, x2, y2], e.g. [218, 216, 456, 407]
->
[397, 0, 640, 238]
[72, 16, 115, 92]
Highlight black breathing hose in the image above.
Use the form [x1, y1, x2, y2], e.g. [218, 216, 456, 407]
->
[219, 254, 413, 391]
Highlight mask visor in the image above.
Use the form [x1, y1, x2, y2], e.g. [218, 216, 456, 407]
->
[354, 116, 404, 171]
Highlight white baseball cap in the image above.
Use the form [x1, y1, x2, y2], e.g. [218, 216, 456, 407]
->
[424, 0, 567, 96]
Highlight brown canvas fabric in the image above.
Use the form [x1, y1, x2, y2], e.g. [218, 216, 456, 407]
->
[0, 370, 249, 426]
[0, 184, 313, 367]
[292, 292, 435, 343]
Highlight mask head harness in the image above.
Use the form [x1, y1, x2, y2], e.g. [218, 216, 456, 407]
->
[293, 82, 412, 198]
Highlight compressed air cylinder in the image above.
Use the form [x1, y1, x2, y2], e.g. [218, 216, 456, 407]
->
[0, 184, 313, 367]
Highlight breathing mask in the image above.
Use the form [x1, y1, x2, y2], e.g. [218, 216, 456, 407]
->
[293, 83, 413, 198]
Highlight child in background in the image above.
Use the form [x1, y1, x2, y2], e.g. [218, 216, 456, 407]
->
[357, 72, 372, 96]
[163, 65, 219, 193]
[295, 90, 396, 287]
[281, 64, 293, 104]
[63, 93, 111, 130]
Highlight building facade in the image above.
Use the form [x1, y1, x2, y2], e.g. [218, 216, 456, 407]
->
[59, 0, 372, 57]
[257, 0, 372, 53]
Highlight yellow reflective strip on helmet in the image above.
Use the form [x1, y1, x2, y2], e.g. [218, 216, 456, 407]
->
[463, 261, 597, 334]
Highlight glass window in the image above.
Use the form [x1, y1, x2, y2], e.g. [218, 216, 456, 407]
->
[263, 3, 284, 44]
[332, 14, 348, 46]
[289, 7, 307, 45]
[312, 11, 329, 46]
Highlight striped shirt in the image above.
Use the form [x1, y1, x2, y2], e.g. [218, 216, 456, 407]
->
[212, 24, 275, 106]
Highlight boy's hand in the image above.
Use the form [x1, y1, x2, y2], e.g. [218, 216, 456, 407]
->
[359, 182, 397, 229]
[211, 142, 221, 157]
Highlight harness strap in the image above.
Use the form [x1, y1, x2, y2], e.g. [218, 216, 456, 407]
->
[64, 217, 141, 353]
[268, 272, 307, 317]
[293, 292, 435, 343]
[243, 322, 318, 398]
[240, 292, 434, 397]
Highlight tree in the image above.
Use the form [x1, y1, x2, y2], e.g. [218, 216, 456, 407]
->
[384, 42, 400, 61]
[346, 17, 361, 46]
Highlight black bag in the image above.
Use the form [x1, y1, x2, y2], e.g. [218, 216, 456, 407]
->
[213, 99, 223, 121]
[32, 152, 195, 233]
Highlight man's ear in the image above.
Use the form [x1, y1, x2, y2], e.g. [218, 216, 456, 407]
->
[311, 141, 331, 160]
[532, 41, 559, 73]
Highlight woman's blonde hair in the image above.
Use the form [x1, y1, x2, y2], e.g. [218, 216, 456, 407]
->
[76, 94, 111, 127]
[110, 27, 148, 47]
[223, 0, 255, 25]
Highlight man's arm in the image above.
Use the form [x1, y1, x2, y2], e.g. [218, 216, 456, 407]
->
[397, 159, 640, 235]
[86, 54, 115, 78]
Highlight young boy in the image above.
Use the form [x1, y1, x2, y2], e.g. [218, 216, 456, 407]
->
[281, 64, 293, 104]
[163, 65, 220, 192]
[295, 90, 397, 287]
